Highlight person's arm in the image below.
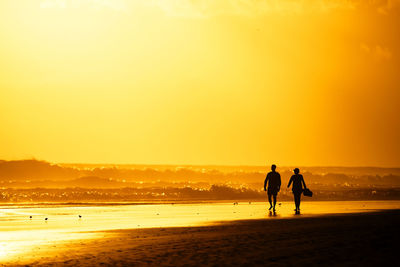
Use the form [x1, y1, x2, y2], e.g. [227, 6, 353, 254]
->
[287, 176, 293, 188]
[301, 175, 307, 189]
[264, 174, 269, 191]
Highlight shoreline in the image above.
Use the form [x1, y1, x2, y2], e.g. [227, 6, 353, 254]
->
[2, 199, 400, 207]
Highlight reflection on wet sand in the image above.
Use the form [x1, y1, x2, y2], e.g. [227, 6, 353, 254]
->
[0, 230, 99, 263]
[1, 201, 400, 264]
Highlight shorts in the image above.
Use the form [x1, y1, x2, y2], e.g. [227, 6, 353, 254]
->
[267, 188, 278, 196]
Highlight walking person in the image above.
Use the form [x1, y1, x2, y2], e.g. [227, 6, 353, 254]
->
[264, 164, 281, 212]
[287, 168, 307, 212]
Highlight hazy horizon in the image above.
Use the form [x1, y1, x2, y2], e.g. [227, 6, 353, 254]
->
[2, 158, 400, 169]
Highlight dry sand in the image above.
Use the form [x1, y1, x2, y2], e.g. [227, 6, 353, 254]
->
[5, 210, 400, 266]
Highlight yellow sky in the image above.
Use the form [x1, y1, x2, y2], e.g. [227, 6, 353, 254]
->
[0, 0, 399, 166]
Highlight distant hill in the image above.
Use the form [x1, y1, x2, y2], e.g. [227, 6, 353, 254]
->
[0, 159, 400, 188]
[0, 160, 80, 181]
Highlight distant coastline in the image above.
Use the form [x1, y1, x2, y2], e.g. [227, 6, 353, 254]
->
[1, 159, 400, 202]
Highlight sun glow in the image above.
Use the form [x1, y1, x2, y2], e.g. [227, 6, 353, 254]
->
[0, 0, 399, 166]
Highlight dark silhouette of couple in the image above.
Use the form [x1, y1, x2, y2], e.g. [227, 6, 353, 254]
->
[264, 165, 307, 213]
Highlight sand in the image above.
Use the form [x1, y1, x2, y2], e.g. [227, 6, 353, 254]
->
[4, 210, 399, 266]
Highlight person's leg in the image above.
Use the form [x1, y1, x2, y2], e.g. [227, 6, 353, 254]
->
[273, 194, 277, 211]
[298, 193, 301, 210]
[294, 193, 300, 210]
[268, 193, 273, 210]
[293, 193, 297, 210]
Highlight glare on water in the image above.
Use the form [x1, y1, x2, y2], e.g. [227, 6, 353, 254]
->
[1, 201, 399, 263]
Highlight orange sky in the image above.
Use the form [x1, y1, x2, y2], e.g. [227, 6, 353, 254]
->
[0, 0, 399, 166]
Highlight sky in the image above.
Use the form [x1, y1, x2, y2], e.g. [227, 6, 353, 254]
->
[0, 0, 399, 167]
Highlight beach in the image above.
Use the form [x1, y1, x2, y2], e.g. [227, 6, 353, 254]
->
[2, 210, 399, 266]
[1, 201, 399, 266]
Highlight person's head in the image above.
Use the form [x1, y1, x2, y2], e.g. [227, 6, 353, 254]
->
[294, 168, 300, 174]
[271, 164, 276, 171]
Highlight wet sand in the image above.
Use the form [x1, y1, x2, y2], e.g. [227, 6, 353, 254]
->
[4, 210, 400, 266]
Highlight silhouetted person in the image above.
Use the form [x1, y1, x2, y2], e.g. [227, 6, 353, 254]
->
[287, 168, 307, 212]
[264, 164, 281, 211]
